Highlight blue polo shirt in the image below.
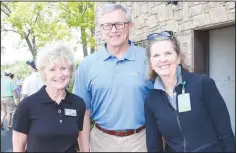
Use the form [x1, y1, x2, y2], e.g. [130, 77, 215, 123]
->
[73, 40, 153, 130]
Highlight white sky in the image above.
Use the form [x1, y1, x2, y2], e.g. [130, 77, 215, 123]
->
[1, 31, 32, 65]
[1, 28, 85, 65]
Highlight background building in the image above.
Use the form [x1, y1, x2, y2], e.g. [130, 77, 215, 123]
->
[95, 1, 236, 133]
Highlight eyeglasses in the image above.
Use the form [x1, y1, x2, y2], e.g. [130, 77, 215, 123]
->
[100, 22, 130, 30]
[147, 31, 173, 41]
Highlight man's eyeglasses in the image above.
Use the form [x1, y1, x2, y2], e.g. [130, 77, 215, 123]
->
[100, 22, 130, 30]
[147, 31, 173, 41]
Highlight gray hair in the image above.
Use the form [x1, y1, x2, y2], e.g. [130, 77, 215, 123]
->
[97, 4, 132, 23]
[36, 41, 75, 83]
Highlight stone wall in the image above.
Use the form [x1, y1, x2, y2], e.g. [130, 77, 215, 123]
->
[94, 2, 235, 70]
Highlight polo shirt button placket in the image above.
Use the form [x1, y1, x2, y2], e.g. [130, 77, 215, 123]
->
[57, 103, 63, 124]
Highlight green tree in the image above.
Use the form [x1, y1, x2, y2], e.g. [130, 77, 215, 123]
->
[58, 2, 95, 57]
[1, 61, 29, 79]
[1, 2, 71, 59]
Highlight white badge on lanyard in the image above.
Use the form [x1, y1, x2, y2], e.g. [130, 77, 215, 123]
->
[178, 81, 191, 113]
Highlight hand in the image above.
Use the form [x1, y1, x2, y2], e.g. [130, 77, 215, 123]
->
[14, 99, 20, 105]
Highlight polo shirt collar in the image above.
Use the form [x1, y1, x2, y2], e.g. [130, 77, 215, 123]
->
[37, 85, 73, 104]
[101, 40, 135, 61]
[154, 65, 183, 91]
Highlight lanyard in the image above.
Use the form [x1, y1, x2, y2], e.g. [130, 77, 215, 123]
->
[182, 81, 186, 94]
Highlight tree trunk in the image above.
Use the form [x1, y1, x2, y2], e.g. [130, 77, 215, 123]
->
[91, 48, 95, 54]
[82, 42, 88, 57]
[25, 36, 36, 59]
[90, 28, 95, 54]
[81, 27, 88, 57]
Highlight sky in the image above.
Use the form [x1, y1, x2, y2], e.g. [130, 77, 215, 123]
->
[1, 28, 85, 65]
[1, 32, 32, 65]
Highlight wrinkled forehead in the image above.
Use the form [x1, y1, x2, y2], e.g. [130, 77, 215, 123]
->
[99, 9, 129, 24]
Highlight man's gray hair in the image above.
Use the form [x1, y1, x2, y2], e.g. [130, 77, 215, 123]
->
[97, 4, 132, 23]
[36, 41, 76, 83]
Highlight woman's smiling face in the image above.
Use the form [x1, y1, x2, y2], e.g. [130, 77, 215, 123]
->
[150, 40, 180, 77]
[43, 60, 72, 90]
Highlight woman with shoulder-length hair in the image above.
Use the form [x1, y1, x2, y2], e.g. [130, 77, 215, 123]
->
[12, 41, 86, 152]
[144, 30, 235, 152]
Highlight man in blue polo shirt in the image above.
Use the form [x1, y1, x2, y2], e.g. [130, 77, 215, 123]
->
[73, 4, 153, 152]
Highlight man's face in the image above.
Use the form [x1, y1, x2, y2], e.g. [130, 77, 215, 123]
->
[99, 9, 133, 47]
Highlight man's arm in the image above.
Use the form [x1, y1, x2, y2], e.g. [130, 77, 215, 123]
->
[78, 110, 91, 152]
[21, 77, 29, 100]
[10, 80, 20, 104]
[21, 94, 27, 100]
[13, 89, 20, 105]
[13, 90, 19, 99]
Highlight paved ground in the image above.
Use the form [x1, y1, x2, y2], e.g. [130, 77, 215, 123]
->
[1, 120, 13, 152]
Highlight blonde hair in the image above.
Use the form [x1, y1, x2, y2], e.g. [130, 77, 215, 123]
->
[36, 41, 75, 83]
[146, 33, 190, 80]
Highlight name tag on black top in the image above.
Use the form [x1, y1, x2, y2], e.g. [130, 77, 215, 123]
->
[64, 109, 77, 116]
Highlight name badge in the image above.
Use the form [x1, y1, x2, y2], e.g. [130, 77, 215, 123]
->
[64, 109, 77, 116]
[178, 93, 191, 113]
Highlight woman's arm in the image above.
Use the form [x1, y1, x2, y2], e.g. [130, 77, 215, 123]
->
[12, 130, 27, 152]
[12, 98, 31, 152]
[145, 100, 163, 152]
[202, 75, 235, 152]
[78, 109, 91, 152]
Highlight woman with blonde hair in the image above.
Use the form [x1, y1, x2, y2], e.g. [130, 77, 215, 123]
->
[144, 31, 235, 152]
[12, 41, 86, 152]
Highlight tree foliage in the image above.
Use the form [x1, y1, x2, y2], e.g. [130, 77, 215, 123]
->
[1, 2, 96, 59]
[58, 2, 95, 56]
[1, 2, 72, 59]
[1, 61, 29, 79]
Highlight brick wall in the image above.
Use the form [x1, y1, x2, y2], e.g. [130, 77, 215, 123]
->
[95, 2, 235, 70]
